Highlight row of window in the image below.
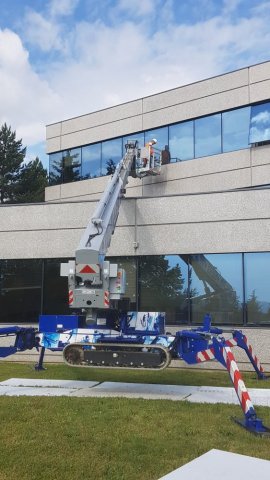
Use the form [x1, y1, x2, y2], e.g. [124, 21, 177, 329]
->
[49, 101, 270, 185]
[1, 252, 269, 326]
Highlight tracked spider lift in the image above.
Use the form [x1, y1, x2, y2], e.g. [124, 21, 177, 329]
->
[1, 140, 269, 435]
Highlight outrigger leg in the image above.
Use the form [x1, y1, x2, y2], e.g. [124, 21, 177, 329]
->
[211, 337, 270, 435]
[226, 330, 268, 380]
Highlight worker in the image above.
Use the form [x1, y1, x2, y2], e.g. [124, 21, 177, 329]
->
[144, 138, 157, 168]
[161, 145, 171, 165]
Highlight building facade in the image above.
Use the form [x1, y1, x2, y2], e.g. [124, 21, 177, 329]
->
[1, 61, 270, 369]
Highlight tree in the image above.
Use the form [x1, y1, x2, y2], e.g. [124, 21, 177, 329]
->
[106, 159, 116, 175]
[14, 157, 48, 203]
[0, 123, 48, 203]
[0, 123, 26, 203]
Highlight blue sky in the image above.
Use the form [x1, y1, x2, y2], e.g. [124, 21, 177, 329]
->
[0, 0, 270, 170]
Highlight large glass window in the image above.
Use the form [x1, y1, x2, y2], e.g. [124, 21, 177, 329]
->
[138, 255, 189, 324]
[195, 114, 222, 158]
[43, 258, 70, 315]
[244, 253, 270, 324]
[49, 152, 63, 185]
[222, 107, 250, 152]
[145, 127, 169, 152]
[123, 132, 145, 149]
[169, 121, 194, 162]
[250, 102, 270, 144]
[0, 259, 42, 323]
[190, 253, 243, 324]
[101, 138, 123, 176]
[82, 143, 101, 179]
[62, 148, 81, 183]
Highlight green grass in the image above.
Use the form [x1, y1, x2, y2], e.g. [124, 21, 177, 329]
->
[0, 363, 269, 480]
[0, 361, 269, 388]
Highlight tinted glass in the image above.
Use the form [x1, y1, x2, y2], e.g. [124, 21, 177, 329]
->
[0, 259, 42, 323]
[123, 132, 145, 149]
[169, 121, 194, 161]
[222, 107, 250, 152]
[145, 127, 169, 152]
[49, 152, 63, 185]
[101, 138, 123, 176]
[250, 102, 270, 144]
[190, 253, 243, 324]
[195, 114, 222, 157]
[138, 255, 189, 324]
[43, 258, 70, 315]
[82, 143, 101, 179]
[244, 253, 270, 324]
[62, 148, 82, 183]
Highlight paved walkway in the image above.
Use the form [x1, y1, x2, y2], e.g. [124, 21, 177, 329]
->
[0, 378, 270, 406]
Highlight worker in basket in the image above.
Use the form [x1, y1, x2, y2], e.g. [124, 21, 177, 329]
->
[143, 138, 157, 168]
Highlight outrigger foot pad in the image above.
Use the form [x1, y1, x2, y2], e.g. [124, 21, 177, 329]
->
[233, 416, 270, 436]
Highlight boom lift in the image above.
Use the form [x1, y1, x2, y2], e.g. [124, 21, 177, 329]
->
[1, 140, 269, 435]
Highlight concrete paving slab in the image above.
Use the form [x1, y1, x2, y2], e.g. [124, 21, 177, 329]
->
[159, 449, 270, 480]
[0, 378, 99, 389]
[72, 382, 198, 400]
[1, 386, 77, 396]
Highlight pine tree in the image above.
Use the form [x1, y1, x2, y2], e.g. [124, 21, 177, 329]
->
[0, 123, 26, 203]
[0, 124, 48, 203]
[14, 157, 48, 203]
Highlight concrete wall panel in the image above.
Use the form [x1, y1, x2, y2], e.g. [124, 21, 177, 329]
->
[249, 62, 270, 84]
[143, 69, 248, 113]
[142, 87, 249, 130]
[251, 163, 270, 186]
[142, 167, 251, 196]
[61, 100, 143, 135]
[46, 137, 61, 154]
[249, 79, 270, 104]
[45, 184, 61, 202]
[46, 122, 61, 139]
[136, 218, 270, 256]
[60, 116, 143, 150]
[251, 145, 270, 167]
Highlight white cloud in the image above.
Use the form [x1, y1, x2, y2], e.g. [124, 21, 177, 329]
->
[115, 0, 158, 16]
[0, 29, 61, 146]
[23, 10, 65, 53]
[49, 0, 80, 17]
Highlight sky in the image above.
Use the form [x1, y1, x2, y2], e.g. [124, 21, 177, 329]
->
[1, 0, 270, 170]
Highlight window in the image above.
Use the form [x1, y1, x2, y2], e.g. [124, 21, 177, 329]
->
[0, 259, 43, 323]
[138, 255, 189, 324]
[145, 127, 169, 152]
[169, 121, 194, 161]
[82, 143, 101, 179]
[190, 253, 243, 324]
[195, 114, 222, 158]
[62, 148, 81, 183]
[101, 138, 123, 176]
[49, 152, 63, 185]
[250, 102, 270, 144]
[222, 107, 250, 152]
[123, 132, 145, 150]
[244, 253, 270, 324]
[43, 259, 70, 315]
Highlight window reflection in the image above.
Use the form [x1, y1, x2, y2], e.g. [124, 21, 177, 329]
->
[145, 127, 169, 152]
[49, 152, 63, 185]
[0, 259, 42, 323]
[43, 258, 70, 315]
[169, 121, 194, 161]
[195, 114, 221, 158]
[101, 138, 123, 176]
[82, 143, 101, 179]
[222, 107, 250, 152]
[190, 254, 243, 324]
[138, 255, 189, 324]
[62, 148, 81, 183]
[244, 253, 270, 324]
[123, 133, 145, 149]
[250, 102, 270, 144]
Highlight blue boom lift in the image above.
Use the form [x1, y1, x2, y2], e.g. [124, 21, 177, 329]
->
[1, 140, 269, 435]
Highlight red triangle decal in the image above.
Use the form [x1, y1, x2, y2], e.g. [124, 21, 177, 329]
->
[80, 265, 96, 274]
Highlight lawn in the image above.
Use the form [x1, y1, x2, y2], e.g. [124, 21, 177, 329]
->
[0, 363, 269, 480]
